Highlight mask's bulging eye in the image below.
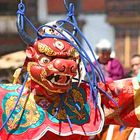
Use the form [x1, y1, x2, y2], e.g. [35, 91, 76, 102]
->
[54, 41, 64, 50]
[39, 57, 50, 65]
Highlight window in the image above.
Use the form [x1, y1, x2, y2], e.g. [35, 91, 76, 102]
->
[0, 1, 17, 15]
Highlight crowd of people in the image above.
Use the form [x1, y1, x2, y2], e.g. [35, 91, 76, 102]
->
[86, 38, 140, 140]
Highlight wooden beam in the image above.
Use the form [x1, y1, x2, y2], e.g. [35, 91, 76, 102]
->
[124, 34, 130, 68]
[107, 16, 140, 25]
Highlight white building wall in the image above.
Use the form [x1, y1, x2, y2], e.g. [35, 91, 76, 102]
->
[80, 14, 115, 58]
[37, 0, 115, 57]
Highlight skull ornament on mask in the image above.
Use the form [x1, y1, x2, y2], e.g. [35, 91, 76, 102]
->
[26, 38, 79, 94]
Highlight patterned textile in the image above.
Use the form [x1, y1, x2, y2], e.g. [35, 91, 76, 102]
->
[0, 83, 103, 140]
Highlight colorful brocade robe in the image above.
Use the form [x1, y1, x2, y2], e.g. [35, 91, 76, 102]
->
[101, 77, 140, 127]
[0, 77, 140, 139]
[0, 83, 103, 140]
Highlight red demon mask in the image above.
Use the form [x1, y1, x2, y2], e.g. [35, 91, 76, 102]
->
[26, 38, 79, 94]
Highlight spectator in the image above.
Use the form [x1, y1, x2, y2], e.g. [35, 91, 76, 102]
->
[89, 39, 125, 140]
[92, 54, 140, 140]
[128, 54, 140, 77]
[87, 38, 124, 82]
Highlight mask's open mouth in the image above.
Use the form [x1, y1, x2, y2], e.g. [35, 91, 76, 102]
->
[47, 74, 72, 86]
